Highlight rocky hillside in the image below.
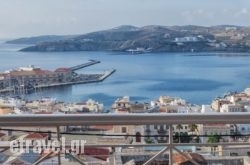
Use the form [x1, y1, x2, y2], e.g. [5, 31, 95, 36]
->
[6, 35, 77, 45]
[7, 25, 250, 53]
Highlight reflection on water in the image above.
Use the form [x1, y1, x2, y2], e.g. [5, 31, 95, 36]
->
[146, 78, 232, 91]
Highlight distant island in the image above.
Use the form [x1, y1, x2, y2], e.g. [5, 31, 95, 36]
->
[7, 25, 250, 53]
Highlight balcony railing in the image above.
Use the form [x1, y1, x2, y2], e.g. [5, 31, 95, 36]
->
[0, 112, 250, 165]
[157, 129, 167, 134]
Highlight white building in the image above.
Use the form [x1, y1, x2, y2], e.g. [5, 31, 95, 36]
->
[198, 124, 231, 143]
[62, 99, 103, 113]
[144, 124, 168, 143]
[174, 36, 198, 42]
[236, 124, 250, 135]
[220, 104, 245, 113]
[201, 105, 217, 113]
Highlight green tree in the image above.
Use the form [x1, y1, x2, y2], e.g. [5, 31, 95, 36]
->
[207, 135, 221, 156]
[181, 132, 190, 143]
[188, 124, 198, 135]
[207, 135, 220, 143]
[176, 124, 183, 143]
[174, 132, 179, 143]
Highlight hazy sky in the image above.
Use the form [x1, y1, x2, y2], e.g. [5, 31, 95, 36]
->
[1, 0, 250, 38]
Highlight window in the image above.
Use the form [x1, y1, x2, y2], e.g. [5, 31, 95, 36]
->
[136, 132, 141, 142]
[122, 127, 127, 133]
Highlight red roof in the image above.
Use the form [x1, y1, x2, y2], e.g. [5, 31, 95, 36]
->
[173, 153, 207, 164]
[67, 147, 110, 160]
[84, 147, 110, 160]
[25, 133, 48, 139]
[9, 69, 54, 77]
[0, 132, 6, 138]
[55, 68, 72, 72]
[34, 69, 54, 75]
[159, 107, 167, 112]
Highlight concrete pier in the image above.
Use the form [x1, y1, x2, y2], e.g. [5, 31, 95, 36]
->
[0, 60, 115, 95]
[70, 60, 100, 71]
[34, 69, 116, 89]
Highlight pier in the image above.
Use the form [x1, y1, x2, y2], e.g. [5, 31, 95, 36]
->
[99, 69, 116, 81]
[34, 69, 116, 89]
[70, 60, 100, 71]
[0, 60, 115, 95]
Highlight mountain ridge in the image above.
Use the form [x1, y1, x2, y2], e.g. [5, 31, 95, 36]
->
[6, 25, 250, 53]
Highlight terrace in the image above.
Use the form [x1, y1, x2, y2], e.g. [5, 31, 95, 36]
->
[0, 113, 250, 164]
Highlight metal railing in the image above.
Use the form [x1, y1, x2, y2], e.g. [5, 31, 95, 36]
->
[1, 112, 250, 165]
[1, 112, 250, 126]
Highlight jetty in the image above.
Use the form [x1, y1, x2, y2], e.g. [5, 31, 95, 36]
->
[70, 60, 100, 71]
[0, 60, 115, 95]
[34, 69, 116, 89]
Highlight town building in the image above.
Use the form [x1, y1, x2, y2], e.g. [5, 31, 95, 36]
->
[198, 124, 231, 143]
[0, 65, 72, 92]
[211, 99, 231, 112]
[174, 36, 198, 42]
[62, 99, 104, 113]
[220, 103, 245, 113]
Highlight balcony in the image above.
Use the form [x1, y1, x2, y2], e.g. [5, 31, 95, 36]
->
[145, 128, 151, 133]
[157, 129, 167, 134]
[0, 113, 250, 164]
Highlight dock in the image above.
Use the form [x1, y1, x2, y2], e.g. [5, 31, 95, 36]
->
[99, 69, 116, 81]
[34, 69, 116, 89]
[70, 60, 100, 71]
[0, 60, 115, 95]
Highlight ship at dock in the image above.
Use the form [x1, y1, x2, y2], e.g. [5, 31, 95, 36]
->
[0, 60, 115, 95]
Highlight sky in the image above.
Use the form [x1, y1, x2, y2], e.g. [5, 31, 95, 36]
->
[1, 0, 250, 38]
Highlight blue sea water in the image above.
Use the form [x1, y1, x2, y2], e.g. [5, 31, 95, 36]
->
[1, 41, 250, 107]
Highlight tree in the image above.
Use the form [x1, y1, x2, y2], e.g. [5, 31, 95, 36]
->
[188, 124, 198, 135]
[181, 132, 190, 143]
[174, 132, 191, 143]
[207, 135, 220, 143]
[173, 132, 179, 143]
[176, 124, 183, 143]
[207, 135, 221, 156]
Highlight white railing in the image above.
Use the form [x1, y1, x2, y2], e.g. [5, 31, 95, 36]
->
[1, 112, 250, 126]
[1, 113, 250, 165]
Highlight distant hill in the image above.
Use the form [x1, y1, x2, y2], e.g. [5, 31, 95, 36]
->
[6, 35, 77, 45]
[7, 25, 250, 53]
[111, 25, 139, 31]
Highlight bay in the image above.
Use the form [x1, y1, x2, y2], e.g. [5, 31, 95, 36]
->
[1, 41, 250, 107]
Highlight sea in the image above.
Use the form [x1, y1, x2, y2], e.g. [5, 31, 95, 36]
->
[1, 40, 250, 108]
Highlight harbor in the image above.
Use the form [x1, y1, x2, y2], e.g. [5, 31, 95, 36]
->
[0, 60, 115, 95]
[34, 69, 116, 88]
